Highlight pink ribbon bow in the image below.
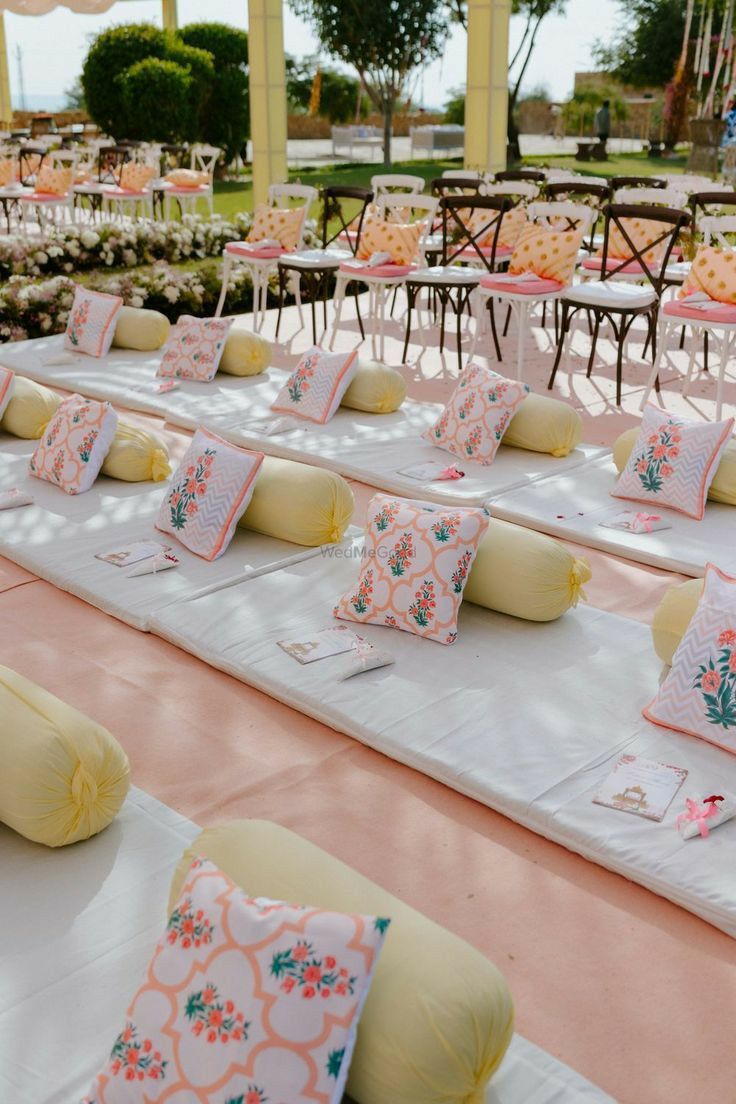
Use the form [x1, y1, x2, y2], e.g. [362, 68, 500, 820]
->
[438, 465, 465, 481]
[632, 512, 662, 533]
[677, 796, 723, 838]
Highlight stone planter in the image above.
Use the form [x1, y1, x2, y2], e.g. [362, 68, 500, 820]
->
[688, 117, 727, 174]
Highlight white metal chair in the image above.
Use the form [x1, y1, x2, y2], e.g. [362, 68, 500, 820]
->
[441, 169, 482, 181]
[370, 173, 425, 198]
[215, 182, 317, 330]
[665, 173, 730, 195]
[613, 186, 689, 208]
[480, 179, 541, 203]
[19, 148, 78, 230]
[162, 144, 221, 219]
[330, 192, 438, 361]
[640, 213, 736, 419]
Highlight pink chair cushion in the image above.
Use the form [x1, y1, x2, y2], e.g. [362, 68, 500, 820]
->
[105, 186, 149, 199]
[663, 299, 736, 324]
[225, 241, 284, 260]
[480, 274, 564, 296]
[339, 260, 414, 278]
[580, 255, 654, 276]
[22, 191, 67, 202]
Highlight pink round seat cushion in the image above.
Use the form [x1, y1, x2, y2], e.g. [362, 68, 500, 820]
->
[480, 274, 564, 296]
[663, 299, 736, 324]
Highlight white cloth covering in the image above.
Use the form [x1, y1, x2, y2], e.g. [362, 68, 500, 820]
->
[489, 453, 736, 577]
[0, 436, 349, 630]
[0, 334, 606, 507]
[150, 544, 736, 938]
[0, 787, 612, 1104]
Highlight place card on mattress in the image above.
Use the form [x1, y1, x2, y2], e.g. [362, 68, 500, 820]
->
[592, 754, 687, 821]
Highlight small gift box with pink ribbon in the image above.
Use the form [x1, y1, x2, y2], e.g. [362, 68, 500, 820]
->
[676, 793, 736, 840]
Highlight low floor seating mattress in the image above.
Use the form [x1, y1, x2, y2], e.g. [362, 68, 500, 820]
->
[0, 334, 605, 507]
[0, 436, 341, 630]
[489, 453, 736, 577]
[0, 786, 613, 1104]
[149, 547, 736, 938]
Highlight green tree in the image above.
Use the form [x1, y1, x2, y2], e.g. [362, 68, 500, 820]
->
[444, 86, 465, 126]
[82, 23, 168, 137]
[120, 58, 195, 142]
[63, 76, 85, 111]
[288, 0, 449, 166]
[178, 23, 250, 160]
[287, 56, 367, 123]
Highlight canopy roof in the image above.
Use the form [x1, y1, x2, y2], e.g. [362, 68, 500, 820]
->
[0, 1, 118, 12]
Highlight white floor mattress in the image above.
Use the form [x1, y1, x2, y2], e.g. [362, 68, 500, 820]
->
[0, 333, 605, 506]
[149, 548, 736, 938]
[0, 787, 613, 1104]
[490, 453, 736, 577]
[0, 436, 342, 630]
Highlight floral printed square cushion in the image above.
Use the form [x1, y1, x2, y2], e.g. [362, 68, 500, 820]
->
[29, 393, 118, 495]
[644, 564, 736, 754]
[0, 366, 14, 419]
[424, 363, 529, 466]
[155, 427, 263, 560]
[81, 857, 389, 1104]
[157, 315, 234, 382]
[64, 286, 123, 358]
[271, 347, 358, 424]
[612, 405, 734, 520]
[333, 493, 490, 645]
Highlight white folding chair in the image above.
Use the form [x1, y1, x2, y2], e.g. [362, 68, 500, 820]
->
[613, 186, 689, 208]
[163, 143, 221, 219]
[19, 148, 78, 231]
[370, 173, 425, 198]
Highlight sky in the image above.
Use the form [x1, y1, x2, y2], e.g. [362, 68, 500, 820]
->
[5, 0, 621, 112]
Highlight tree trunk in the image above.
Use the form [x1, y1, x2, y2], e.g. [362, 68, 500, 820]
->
[383, 96, 393, 168]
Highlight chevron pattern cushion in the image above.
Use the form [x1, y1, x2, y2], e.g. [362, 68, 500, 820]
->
[157, 316, 234, 382]
[156, 428, 264, 560]
[271, 347, 358, 424]
[612, 405, 734, 520]
[423, 363, 529, 466]
[0, 367, 13, 421]
[644, 563, 736, 753]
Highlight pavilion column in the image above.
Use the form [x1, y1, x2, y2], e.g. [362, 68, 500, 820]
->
[0, 14, 12, 129]
[162, 0, 178, 31]
[247, 0, 288, 206]
[464, 0, 511, 173]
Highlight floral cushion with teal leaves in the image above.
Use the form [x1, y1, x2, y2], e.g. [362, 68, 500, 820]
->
[81, 856, 389, 1104]
[155, 427, 263, 561]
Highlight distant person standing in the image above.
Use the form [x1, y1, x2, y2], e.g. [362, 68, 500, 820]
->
[595, 100, 611, 147]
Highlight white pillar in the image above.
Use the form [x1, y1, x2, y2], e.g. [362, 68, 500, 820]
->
[465, 0, 511, 174]
[0, 14, 12, 129]
[247, 0, 288, 206]
[162, 0, 178, 31]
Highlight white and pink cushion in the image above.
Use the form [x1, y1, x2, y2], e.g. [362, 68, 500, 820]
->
[157, 316, 234, 382]
[644, 563, 736, 754]
[338, 259, 414, 279]
[0, 366, 14, 419]
[155, 427, 263, 561]
[28, 393, 118, 495]
[423, 363, 529, 466]
[225, 240, 284, 261]
[333, 493, 490, 645]
[663, 298, 736, 325]
[82, 856, 389, 1104]
[480, 274, 563, 296]
[612, 404, 734, 520]
[64, 286, 123, 358]
[271, 347, 358, 424]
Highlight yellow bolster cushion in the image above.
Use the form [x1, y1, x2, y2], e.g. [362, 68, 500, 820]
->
[651, 578, 704, 666]
[613, 427, 736, 506]
[101, 420, 172, 483]
[341, 360, 407, 414]
[0, 665, 130, 847]
[239, 456, 354, 546]
[170, 821, 514, 1104]
[218, 326, 272, 377]
[465, 518, 591, 621]
[112, 306, 171, 351]
[1, 375, 62, 438]
[503, 392, 583, 457]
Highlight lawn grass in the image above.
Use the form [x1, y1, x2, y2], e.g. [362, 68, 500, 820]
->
[212, 149, 694, 223]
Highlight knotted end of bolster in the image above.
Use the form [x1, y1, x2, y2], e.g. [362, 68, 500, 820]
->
[151, 448, 172, 482]
[569, 558, 592, 607]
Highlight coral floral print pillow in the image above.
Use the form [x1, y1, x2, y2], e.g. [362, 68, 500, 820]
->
[155, 427, 263, 560]
[64, 286, 123, 358]
[334, 493, 490, 645]
[644, 564, 736, 754]
[0, 366, 14, 419]
[81, 857, 389, 1104]
[612, 404, 734, 520]
[29, 393, 118, 495]
[157, 315, 234, 382]
[424, 362, 529, 466]
[271, 346, 358, 424]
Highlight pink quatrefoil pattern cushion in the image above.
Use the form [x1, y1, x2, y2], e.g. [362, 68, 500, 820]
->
[271, 347, 358, 424]
[0, 365, 14, 419]
[82, 857, 389, 1104]
[64, 286, 123, 358]
[644, 564, 736, 755]
[612, 404, 734, 520]
[155, 427, 264, 560]
[423, 363, 529, 466]
[334, 493, 490, 645]
[157, 316, 234, 382]
[28, 393, 118, 495]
